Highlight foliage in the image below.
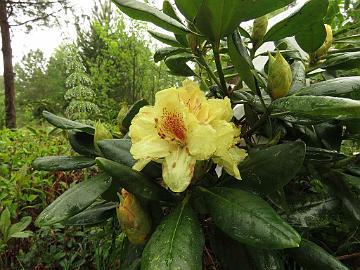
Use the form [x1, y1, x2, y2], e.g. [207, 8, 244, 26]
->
[64, 45, 100, 122]
[28, 1, 360, 270]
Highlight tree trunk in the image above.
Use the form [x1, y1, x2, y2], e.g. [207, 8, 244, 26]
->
[0, 0, 16, 128]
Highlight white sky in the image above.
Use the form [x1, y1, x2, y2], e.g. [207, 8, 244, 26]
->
[2, 0, 306, 71]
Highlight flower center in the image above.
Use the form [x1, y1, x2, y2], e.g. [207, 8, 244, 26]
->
[156, 108, 186, 144]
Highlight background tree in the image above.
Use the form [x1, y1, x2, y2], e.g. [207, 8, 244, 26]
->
[0, 0, 70, 128]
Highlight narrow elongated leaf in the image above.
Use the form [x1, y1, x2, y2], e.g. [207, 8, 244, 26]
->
[288, 239, 349, 270]
[174, 0, 202, 21]
[334, 34, 360, 44]
[111, 0, 189, 34]
[148, 30, 185, 47]
[8, 216, 32, 238]
[295, 22, 326, 53]
[33, 156, 95, 171]
[286, 194, 340, 228]
[68, 131, 98, 157]
[228, 31, 256, 91]
[295, 77, 360, 97]
[194, 0, 295, 41]
[63, 202, 116, 226]
[200, 187, 301, 249]
[165, 53, 195, 76]
[154, 47, 189, 63]
[289, 61, 306, 94]
[0, 208, 10, 240]
[246, 247, 285, 270]
[264, 0, 329, 42]
[141, 200, 204, 270]
[96, 157, 172, 202]
[323, 51, 360, 70]
[271, 96, 360, 122]
[122, 99, 148, 133]
[97, 139, 134, 167]
[43, 111, 94, 134]
[163, 0, 182, 22]
[35, 173, 112, 227]
[236, 142, 305, 195]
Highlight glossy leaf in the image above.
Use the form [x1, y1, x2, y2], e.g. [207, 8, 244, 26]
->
[227, 31, 256, 91]
[271, 95, 360, 122]
[305, 147, 346, 164]
[246, 247, 285, 270]
[148, 30, 185, 47]
[111, 0, 189, 34]
[295, 22, 326, 53]
[323, 51, 360, 70]
[289, 61, 306, 94]
[43, 111, 94, 134]
[295, 76, 360, 97]
[237, 142, 306, 194]
[35, 173, 112, 227]
[264, 0, 329, 42]
[8, 216, 32, 238]
[194, 0, 294, 41]
[141, 199, 204, 270]
[68, 131, 98, 157]
[174, 0, 202, 21]
[200, 187, 301, 249]
[63, 202, 116, 226]
[96, 157, 172, 202]
[154, 47, 189, 63]
[288, 239, 349, 270]
[164, 53, 195, 76]
[33, 156, 95, 171]
[122, 99, 148, 133]
[97, 139, 134, 167]
[286, 194, 340, 229]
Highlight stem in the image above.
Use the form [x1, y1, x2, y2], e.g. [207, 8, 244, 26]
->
[212, 41, 228, 96]
[196, 56, 221, 88]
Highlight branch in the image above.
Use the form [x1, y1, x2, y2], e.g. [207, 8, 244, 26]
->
[9, 7, 62, 27]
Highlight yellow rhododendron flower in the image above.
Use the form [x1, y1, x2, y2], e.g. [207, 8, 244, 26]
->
[129, 81, 247, 192]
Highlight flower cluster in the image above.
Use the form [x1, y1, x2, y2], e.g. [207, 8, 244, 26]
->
[129, 81, 246, 192]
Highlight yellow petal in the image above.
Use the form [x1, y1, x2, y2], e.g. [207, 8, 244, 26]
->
[162, 146, 196, 192]
[213, 147, 247, 180]
[130, 135, 173, 160]
[178, 80, 207, 116]
[211, 120, 240, 156]
[187, 121, 217, 160]
[129, 106, 157, 143]
[205, 97, 233, 123]
[132, 159, 151, 171]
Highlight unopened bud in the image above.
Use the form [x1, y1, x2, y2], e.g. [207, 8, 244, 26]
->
[315, 24, 333, 57]
[252, 16, 268, 47]
[94, 121, 112, 153]
[267, 51, 292, 100]
[116, 189, 151, 245]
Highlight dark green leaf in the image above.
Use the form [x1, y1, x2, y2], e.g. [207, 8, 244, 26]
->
[63, 202, 116, 226]
[96, 157, 172, 202]
[333, 34, 360, 44]
[271, 96, 360, 123]
[246, 247, 285, 270]
[305, 147, 346, 164]
[154, 47, 190, 63]
[148, 30, 185, 47]
[68, 131, 98, 157]
[289, 61, 306, 94]
[227, 31, 256, 91]
[33, 156, 95, 171]
[295, 22, 326, 53]
[174, 0, 202, 21]
[141, 199, 204, 270]
[162, 0, 182, 22]
[35, 173, 112, 227]
[288, 239, 349, 270]
[286, 194, 340, 229]
[194, 0, 295, 41]
[295, 76, 360, 97]
[42, 111, 94, 134]
[237, 142, 305, 195]
[200, 187, 301, 249]
[323, 51, 360, 70]
[97, 139, 134, 167]
[164, 53, 195, 76]
[112, 0, 189, 34]
[264, 0, 329, 42]
[122, 99, 148, 133]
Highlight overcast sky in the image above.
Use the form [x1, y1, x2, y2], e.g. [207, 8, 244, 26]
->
[2, 0, 306, 71]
